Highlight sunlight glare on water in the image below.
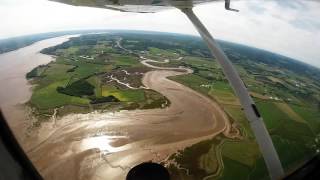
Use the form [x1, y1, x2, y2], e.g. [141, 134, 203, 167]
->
[81, 135, 125, 153]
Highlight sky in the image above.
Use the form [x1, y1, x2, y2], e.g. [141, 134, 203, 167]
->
[0, 0, 319, 68]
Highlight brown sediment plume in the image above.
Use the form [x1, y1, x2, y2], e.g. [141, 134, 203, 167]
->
[0, 36, 235, 180]
[0, 35, 79, 146]
[26, 67, 233, 180]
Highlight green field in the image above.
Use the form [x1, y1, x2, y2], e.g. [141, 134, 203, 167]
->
[27, 34, 168, 120]
[289, 104, 320, 134]
[87, 75, 102, 97]
[31, 80, 90, 110]
[106, 33, 320, 179]
[169, 70, 318, 179]
[166, 50, 319, 179]
[27, 32, 320, 179]
[168, 138, 221, 179]
[112, 54, 141, 67]
[222, 140, 260, 167]
[148, 47, 180, 59]
[101, 85, 145, 102]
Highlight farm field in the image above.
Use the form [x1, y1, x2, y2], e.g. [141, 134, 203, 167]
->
[24, 32, 320, 179]
[167, 58, 319, 179]
[27, 34, 169, 119]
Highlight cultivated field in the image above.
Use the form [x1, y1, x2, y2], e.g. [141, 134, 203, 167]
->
[22, 32, 320, 180]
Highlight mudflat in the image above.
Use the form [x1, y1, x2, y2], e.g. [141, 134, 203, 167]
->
[0, 35, 78, 143]
[26, 67, 231, 179]
[0, 36, 231, 180]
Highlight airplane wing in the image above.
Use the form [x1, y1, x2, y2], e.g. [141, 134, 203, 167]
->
[46, 0, 285, 179]
[50, 0, 224, 13]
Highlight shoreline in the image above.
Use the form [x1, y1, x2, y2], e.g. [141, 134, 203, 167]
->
[0, 35, 234, 180]
[0, 35, 79, 146]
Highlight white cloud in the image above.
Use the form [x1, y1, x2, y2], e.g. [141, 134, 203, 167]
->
[0, 0, 319, 68]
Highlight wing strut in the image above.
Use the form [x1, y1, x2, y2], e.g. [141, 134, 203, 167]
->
[180, 8, 284, 180]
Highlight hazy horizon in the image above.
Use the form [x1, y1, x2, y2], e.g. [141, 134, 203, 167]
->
[0, 0, 319, 68]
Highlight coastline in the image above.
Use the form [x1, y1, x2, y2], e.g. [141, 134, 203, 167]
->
[0, 35, 79, 146]
[0, 35, 235, 180]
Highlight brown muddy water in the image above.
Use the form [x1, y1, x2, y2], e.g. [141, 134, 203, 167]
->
[0, 36, 235, 180]
[0, 35, 78, 143]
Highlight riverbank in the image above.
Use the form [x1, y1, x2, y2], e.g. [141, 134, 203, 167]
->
[0, 35, 233, 180]
[0, 35, 78, 146]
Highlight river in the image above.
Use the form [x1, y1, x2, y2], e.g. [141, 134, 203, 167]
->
[0, 35, 78, 144]
[0, 36, 233, 180]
